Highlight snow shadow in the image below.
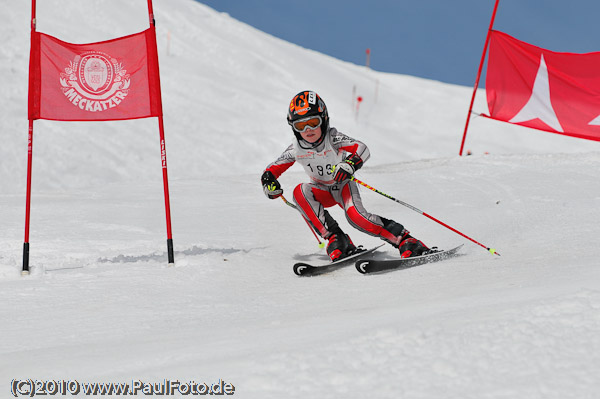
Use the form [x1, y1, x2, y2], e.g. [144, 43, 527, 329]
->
[98, 245, 254, 264]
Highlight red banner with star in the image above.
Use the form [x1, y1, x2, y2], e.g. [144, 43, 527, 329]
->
[28, 28, 162, 121]
[486, 30, 600, 142]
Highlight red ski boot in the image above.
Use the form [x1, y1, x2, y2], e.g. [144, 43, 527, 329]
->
[398, 234, 429, 258]
[326, 232, 356, 262]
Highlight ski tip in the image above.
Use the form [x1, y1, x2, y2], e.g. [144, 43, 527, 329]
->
[293, 263, 310, 276]
[355, 259, 370, 274]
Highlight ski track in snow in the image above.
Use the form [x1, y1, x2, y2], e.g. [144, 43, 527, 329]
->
[1, 0, 600, 398]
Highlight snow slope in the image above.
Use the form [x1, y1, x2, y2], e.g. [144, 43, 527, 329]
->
[1, 0, 599, 398]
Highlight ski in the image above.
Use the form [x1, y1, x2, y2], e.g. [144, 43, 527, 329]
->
[294, 244, 384, 276]
[355, 244, 464, 274]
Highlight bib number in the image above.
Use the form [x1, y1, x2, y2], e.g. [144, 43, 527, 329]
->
[307, 163, 333, 176]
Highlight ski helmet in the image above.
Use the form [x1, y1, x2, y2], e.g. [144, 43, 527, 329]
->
[287, 91, 329, 144]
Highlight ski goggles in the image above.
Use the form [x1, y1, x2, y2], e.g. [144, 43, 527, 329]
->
[290, 116, 322, 132]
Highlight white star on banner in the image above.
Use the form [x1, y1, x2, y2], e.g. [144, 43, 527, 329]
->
[588, 115, 600, 125]
[509, 55, 564, 132]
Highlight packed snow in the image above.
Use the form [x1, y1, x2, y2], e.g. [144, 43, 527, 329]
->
[1, 0, 599, 398]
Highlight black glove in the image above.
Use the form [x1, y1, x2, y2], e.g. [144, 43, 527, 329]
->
[333, 162, 354, 183]
[261, 171, 283, 199]
[333, 154, 363, 183]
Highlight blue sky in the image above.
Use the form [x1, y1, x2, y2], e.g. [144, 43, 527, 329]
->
[195, 0, 600, 87]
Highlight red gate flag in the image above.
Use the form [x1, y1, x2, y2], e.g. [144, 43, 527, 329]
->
[486, 30, 600, 142]
[29, 27, 162, 121]
[23, 0, 175, 274]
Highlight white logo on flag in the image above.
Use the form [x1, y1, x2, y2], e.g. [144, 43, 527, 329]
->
[60, 51, 130, 112]
[588, 115, 600, 126]
[509, 55, 564, 132]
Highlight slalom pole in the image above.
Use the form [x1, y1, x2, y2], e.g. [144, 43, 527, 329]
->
[23, 0, 37, 276]
[23, 120, 33, 275]
[458, 0, 500, 156]
[351, 177, 500, 256]
[281, 195, 325, 249]
[147, 0, 174, 264]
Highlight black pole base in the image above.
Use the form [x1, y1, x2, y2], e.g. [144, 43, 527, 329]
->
[22, 242, 30, 275]
[167, 238, 174, 264]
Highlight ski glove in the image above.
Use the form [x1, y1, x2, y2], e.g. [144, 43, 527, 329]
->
[333, 153, 363, 183]
[261, 170, 283, 199]
[333, 162, 354, 183]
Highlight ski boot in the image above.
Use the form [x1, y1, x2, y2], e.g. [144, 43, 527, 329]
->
[398, 233, 430, 258]
[326, 232, 356, 262]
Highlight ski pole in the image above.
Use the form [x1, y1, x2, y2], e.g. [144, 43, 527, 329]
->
[281, 195, 325, 249]
[351, 176, 500, 256]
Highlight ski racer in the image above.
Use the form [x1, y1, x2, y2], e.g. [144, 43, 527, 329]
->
[261, 90, 431, 262]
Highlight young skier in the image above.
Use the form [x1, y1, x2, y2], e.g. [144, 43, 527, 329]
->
[261, 90, 431, 261]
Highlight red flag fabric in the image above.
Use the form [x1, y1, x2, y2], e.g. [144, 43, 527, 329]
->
[28, 28, 162, 121]
[486, 30, 600, 142]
